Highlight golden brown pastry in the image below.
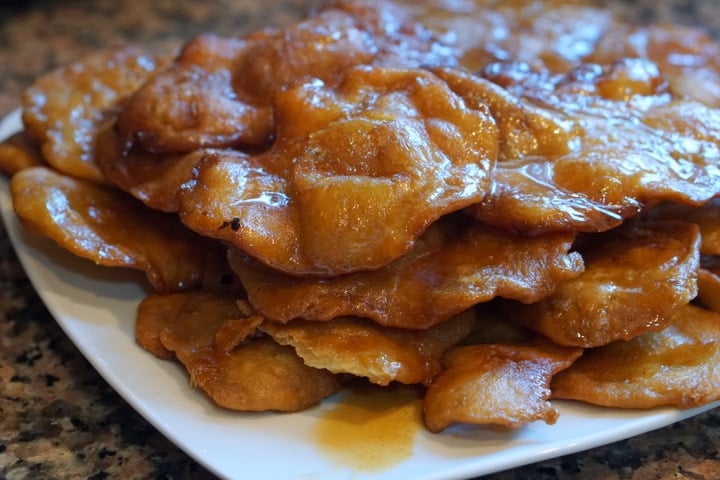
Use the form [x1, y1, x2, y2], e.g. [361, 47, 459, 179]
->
[259, 310, 475, 386]
[22, 47, 168, 183]
[136, 291, 341, 411]
[552, 304, 720, 409]
[502, 221, 701, 347]
[10, 167, 225, 293]
[423, 338, 581, 432]
[230, 216, 582, 329]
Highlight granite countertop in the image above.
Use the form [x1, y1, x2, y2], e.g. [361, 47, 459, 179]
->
[1, 1, 720, 479]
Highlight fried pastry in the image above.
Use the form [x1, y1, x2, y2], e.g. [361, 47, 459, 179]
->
[589, 23, 720, 107]
[10, 167, 225, 293]
[403, 0, 618, 73]
[408, 0, 720, 107]
[94, 124, 200, 212]
[423, 338, 581, 432]
[198, 338, 341, 412]
[259, 309, 474, 386]
[230, 217, 583, 329]
[136, 291, 341, 411]
[136, 292, 196, 359]
[116, 34, 274, 154]
[501, 221, 701, 347]
[552, 304, 720, 409]
[643, 199, 720, 256]
[444, 61, 720, 234]
[698, 268, 720, 313]
[116, 0, 456, 154]
[7, 0, 720, 435]
[177, 66, 496, 275]
[21, 47, 168, 183]
[0, 131, 45, 176]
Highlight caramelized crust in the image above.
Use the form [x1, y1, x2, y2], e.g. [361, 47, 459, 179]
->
[502, 221, 701, 347]
[0, 131, 45, 176]
[698, 268, 720, 313]
[94, 124, 200, 213]
[552, 304, 720, 409]
[230, 217, 583, 329]
[589, 23, 720, 107]
[22, 47, 168, 183]
[116, 35, 274, 153]
[403, 0, 619, 72]
[136, 291, 341, 411]
[445, 62, 720, 234]
[260, 310, 475, 386]
[116, 0, 457, 154]
[644, 199, 720, 256]
[177, 66, 496, 275]
[423, 338, 581, 432]
[10, 167, 224, 293]
[9, 0, 720, 430]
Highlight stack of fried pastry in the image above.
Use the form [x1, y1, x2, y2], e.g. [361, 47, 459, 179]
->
[3, 0, 720, 433]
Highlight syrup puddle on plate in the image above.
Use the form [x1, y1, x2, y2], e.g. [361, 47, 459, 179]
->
[314, 381, 424, 472]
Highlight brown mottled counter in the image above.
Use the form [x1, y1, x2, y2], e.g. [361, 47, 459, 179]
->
[1, 1, 720, 479]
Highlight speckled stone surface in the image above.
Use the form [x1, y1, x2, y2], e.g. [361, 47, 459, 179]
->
[1, 1, 720, 479]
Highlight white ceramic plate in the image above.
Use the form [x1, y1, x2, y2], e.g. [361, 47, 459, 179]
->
[1, 108, 718, 480]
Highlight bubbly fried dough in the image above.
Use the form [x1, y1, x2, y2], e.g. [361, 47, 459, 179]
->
[230, 217, 583, 329]
[94, 124, 200, 212]
[116, 35, 274, 153]
[403, 0, 618, 72]
[21, 47, 167, 182]
[438, 61, 720, 234]
[178, 66, 496, 275]
[197, 338, 342, 412]
[464, 165, 629, 234]
[9, 0, 720, 433]
[137, 293, 262, 359]
[502, 221, 701, 347]
[434, 66, 625, 233]
[260, 309, 474, 386]
[644, 199, 720, 255]
[117, 0, 456, 154]
[136, 292, 193, 359]
[408, 0, 720, 106]
[215, 315, 264, 354]
[0, 132, 45, 175]
[136, 291, 341, 411]
[552, 304, 720, 409]
[314, 0, 456, 69]
[589, 23, 720, 107]
[10, 167, 226, 293]
[434, 68, 575, 161]
[136, 291, 254, 360]
[423, 338, 581, 433]
[698, 268, 720, 313]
